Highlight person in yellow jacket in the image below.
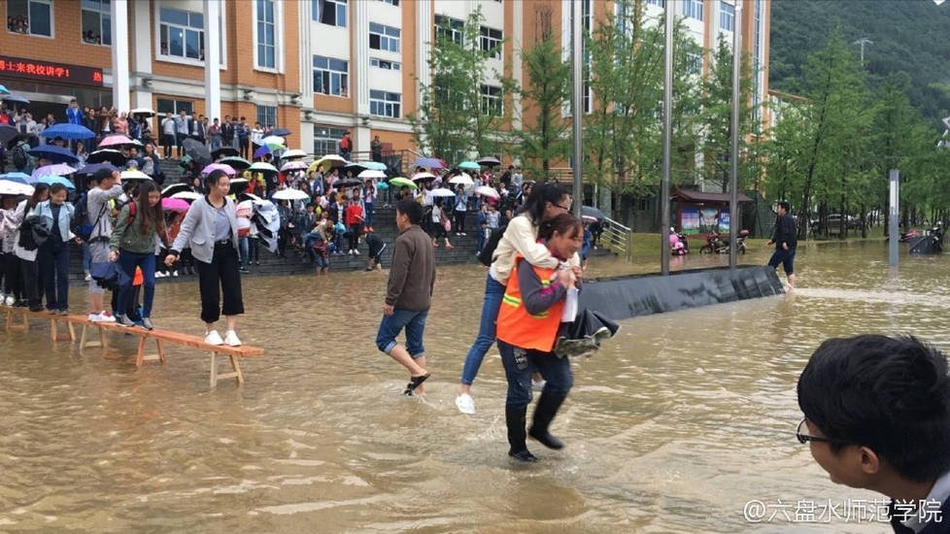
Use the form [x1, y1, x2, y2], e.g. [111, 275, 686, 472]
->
[496, 212, 583, 462]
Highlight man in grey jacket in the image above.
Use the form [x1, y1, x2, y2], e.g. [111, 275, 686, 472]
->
[86, 166, 123, 322]
[375, 199, 436, 396]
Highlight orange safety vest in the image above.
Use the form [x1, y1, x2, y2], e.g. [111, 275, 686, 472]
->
[496, 256, 564, 352]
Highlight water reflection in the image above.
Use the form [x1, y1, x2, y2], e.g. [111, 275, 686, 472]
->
[0, 241, 946, 532]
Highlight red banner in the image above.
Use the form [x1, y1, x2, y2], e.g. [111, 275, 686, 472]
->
[0, 55, 103, 86]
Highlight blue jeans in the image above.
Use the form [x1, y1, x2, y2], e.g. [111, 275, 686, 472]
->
[39, 244, 69, 310]
[81, 240, 91, 273]
[116, 251, 156, 318]
[375, 308, 429, 358]
[364, 203, 374, 228]
[238, 236, 249, 267]
[459, 274, 506, 385]
[498, 340, 573, 409]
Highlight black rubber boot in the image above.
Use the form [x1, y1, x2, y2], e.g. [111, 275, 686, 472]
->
[506, 406, 538, 462]
[529, 392, 568, 450]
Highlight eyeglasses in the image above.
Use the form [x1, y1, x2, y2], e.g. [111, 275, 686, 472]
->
[795, 417, 854, 446]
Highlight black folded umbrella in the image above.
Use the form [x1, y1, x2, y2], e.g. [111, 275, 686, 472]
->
[0, 124, 17, 144]
[554, 308, 620, 358]
[183, 138, 211, 162]
[212, 147, 239, 160]
[86, 149, 127, 166]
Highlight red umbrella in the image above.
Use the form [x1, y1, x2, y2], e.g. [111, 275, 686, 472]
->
[161, 197, 190, 212]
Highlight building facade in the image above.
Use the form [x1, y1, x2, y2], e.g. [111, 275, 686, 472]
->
[2, 0, 770, 167]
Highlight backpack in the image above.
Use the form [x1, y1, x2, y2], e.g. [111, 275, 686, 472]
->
[477, 223, 508, 267]
[71, 193, 91, 240]
[11, 141, 29, 170]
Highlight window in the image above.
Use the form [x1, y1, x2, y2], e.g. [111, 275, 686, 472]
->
[683, 0, 704, 20]
[257, 105, 277, 128]
[719, 1, 734, 31]
[81, 0, 111, 45]
[314, 125, 348, 156]
[369, 90, 401, 118]
[157, 99, 194, 116]
[312, 0, 346, 28]
[159, 7, 205, 60]
[371, 58, 401, 71]
[480, 85, 502, 116]
[313, 55, 348, 96]
[435, 15, 464, 46]
[646, 0, 665, 6]
[256, 0, 276, 69]
[686, 51, 703, 75]
[369, 23, 400, 52]
[7, 0, 52, 37]
[379, 0, 399, 4]
[480, 26, 502, 60]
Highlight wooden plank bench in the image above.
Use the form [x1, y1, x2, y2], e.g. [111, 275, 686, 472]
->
[4, 307, 264, 387]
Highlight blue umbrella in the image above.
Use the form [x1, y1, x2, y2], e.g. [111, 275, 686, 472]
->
[458, 161, 481, 171]
[414, 157, 445, 169]
[356, 161, 387, 171]
[0, 84, 9, 95]
[269, 127, 292, 137]
[253, 145, 271, 158]
[74, 163, 119, 177]
[0, 172, 34, 185]
[41, 123, 96, 140]
[37, 175, 76, 190]
[28, 145, 79, 164]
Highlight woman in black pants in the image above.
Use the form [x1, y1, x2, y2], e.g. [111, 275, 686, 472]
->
[164, 169, 245, 347]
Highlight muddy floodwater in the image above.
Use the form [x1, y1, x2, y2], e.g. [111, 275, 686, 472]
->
[1, 241, 946, 533]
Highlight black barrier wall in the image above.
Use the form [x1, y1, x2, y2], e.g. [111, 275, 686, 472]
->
[578, 266, 785, 320]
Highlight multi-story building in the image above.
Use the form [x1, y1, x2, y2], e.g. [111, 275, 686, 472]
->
[1, 0, 301, 148]
[1, 0, 769, 168]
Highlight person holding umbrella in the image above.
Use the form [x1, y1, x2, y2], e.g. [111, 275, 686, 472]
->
[164, 169, 245, 347]
[108, 181, 165, 330]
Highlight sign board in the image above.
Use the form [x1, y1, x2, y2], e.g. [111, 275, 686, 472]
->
[0, 56, 104, 86]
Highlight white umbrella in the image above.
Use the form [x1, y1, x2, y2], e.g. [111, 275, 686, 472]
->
[358, 169, 387, 179]
[248, 162, 280, 174]
[412, 171, 437, 182]
[261, 135, 286, 147]
[271, 188, 311, 201]
[429, 188, 456, 198]
[171, 191, 201, 201]
[120, 169, 152, 181]
[281, 149, 308, 159]
[281, 160, 309, 172]
[448, 173, 474, 186]
[475, 185, 500, 200]
[0, 180, 33, 196]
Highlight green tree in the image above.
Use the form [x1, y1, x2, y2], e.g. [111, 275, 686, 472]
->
[408, 8, 507, 163]
[511, 4, 571, 181]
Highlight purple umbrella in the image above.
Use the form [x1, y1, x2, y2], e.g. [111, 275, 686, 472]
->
[32, 163, 77, 179]
[201, 163, 237, 177]
[253, 145, 271, 158]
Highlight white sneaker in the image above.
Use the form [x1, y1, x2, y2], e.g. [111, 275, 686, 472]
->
[171, 270, 178, 277]
[84, 273, 92, 282]
[89, 311, 116, 323]
[455, 393, 476, 415]
[155, 272, 167, 278]
[531, 378, 547, 392]
[1, 295, 10, 306]
[223, 330, 242, 347]
[204, 330, 224, 346]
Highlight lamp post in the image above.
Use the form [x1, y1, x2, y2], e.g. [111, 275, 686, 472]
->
[852, 38, 873, 66]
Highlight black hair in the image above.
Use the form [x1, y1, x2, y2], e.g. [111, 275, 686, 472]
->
[778, 201, 790, 213]
[48, 183, 68, 196]
[204, 169, 230, 194]
[396, 199, 423, 225]
[517, 181, 568, 225]
[539, 212, 583, 241]
[797, 334, 950, 482]
[28, 183, 49, 209]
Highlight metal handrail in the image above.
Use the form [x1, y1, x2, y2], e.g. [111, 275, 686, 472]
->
[599, 216, 634, 262]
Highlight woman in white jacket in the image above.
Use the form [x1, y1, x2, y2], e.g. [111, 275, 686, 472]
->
[164, 169, 244, 347]
[34, 183, 77, 314]
[455, 182, 582, 415]
[13, 184, 50, 312]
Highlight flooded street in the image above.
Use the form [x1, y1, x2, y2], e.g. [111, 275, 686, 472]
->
[1, 241, 947, 533]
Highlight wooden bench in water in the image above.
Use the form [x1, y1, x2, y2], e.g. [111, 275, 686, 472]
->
[4, 307, 264, 387]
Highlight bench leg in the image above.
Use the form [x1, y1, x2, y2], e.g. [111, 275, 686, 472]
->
[135, 336, 147, 367]
[156, 339, 167, 364]
[208, 352, 244, 388]
[49, 318, 74, 343]
[67, 321, 76, 342]
[135, 338, 166, 366]
[6, 308, 28, 332]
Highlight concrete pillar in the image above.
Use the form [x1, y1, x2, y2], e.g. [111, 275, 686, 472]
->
[110, 0, 130, 112]
[204, 0, 222, 121]
[130, 4, 153, 111]
[298, 1, 314, 153]
[353, 0, 370, 155]
[511, 0, 523, 131]
[415, 0, 432, 151]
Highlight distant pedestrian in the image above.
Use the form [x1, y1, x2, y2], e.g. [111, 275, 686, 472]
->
[364, 232, 386, 272]
[767, 201, 798, 288]
[374, 199, 435, 396]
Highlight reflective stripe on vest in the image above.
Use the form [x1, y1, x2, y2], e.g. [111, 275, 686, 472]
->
[496, 257, 564, 352]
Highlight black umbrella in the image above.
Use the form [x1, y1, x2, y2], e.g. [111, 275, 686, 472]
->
[212, 146, 240, 160]
[86, 149, 127, 166]
[2, 94, 30, 105]
[342, 162, 368, 175]
[581, 205, 607, 222]
[333, 178, 362, 189]
[269, 128, 292, 137]
[0, 124, 17, 144]
[183, 138, 211, 163]
[553, 308, 620, 358]
[74, 162, 119, 177]
[477, 156, 501, 167]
